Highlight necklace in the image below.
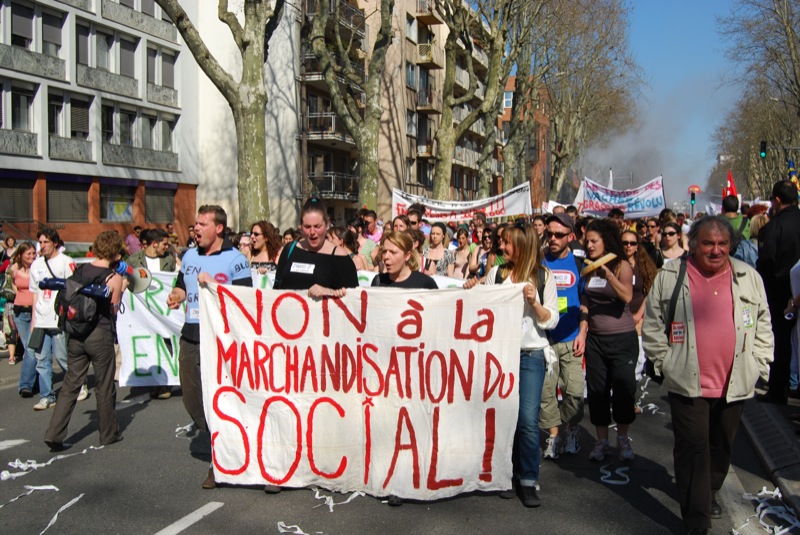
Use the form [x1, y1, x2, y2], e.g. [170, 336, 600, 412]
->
[699, 266, 730, 295]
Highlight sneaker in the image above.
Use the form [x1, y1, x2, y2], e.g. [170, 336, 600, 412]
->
[33, 398, 55, 411]
[19, 388, 33, 398]
[588, 439, 610, 461]
[387, 494, 404, 506]
[564, 425, 581, 454]
[711, 493, 722, 519]
[77, 384, 90, 402]
[542, 435, 562, 460]
[520, 485, 541, 508]
[617, 435, 634, 462]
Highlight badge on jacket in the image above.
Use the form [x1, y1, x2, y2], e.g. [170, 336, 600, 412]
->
[670, 322, 685, 344]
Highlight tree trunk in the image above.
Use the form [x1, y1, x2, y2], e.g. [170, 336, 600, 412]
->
[358, 119, 380, 209]
[233, 94, 269, 228]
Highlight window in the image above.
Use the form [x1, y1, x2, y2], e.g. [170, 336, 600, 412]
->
[97, 31, 113, 70]
[11, 86, 33, 132]
[0, 180, 34, 220]
[120, 39, 136, 78]
[142, 114, 156, 149]
[161, 115, 175, 152]
[406, 158, 415, 182]
[141, 0, 155, 16]
[42, 12, 63, 58]
[120, 109, 136, 145]
[147, 48, 157, 83]
[48, 94, 64, 136]
[48, 181, 89, 222]
[76, 24, 90, 65]
[100, 185, 135, 222]
[503, 91, 513, 109]
[145, 188, 174, 223]
[101, 105, 115, 142]
[406, 110, 417, 137]
[405, 62, 416, 89]
[405, 15, 417, 42]
[71, 99, 90, 139]
[11, 3, 34, 49]
[162, 52, 176, 88]
[417, 161, 432, 188]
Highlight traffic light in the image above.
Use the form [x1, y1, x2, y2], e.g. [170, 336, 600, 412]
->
[760, 141, 767, 158]
[691, 192, 696, 205]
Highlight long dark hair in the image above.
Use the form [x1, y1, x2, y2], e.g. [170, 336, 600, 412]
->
[585, 218, 624, 274]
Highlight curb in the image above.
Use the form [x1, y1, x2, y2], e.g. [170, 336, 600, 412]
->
[741, 398, 800, 517]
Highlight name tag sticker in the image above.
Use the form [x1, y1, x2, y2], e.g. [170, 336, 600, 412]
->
[558, 296, 568, 314]
[290, 262, 315, 275]
[632, 275, 636, 285]
[670, 322, 685, 344]
[189, 308, 200, 320]
[588, 277, 607, 289]
[742, 307, 754, 328]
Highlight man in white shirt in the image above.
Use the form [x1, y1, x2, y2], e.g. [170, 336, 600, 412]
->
[28, 228, 78, 410]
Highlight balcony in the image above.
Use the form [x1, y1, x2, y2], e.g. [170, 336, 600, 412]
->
[416, 0, 443, 25]
[101, 0, 177, 42]
[308, 172, 358, 201]
[417, 43, 443, 69]
[0, 130, 38, 157]
[102, 143, 179, 171]
[306, 112, 355, 148]
[495, 126, 506, 145]
[302, 54, 366, 93]
[472, 46, 489, 72]
[0, 44, 66, 81]
[306, 0, 366, 40]
[417, 87, 441, 114]
[417, 138, 434, 158]
[49, 136, 93, 162]
[491, 159, 504, 177]
[454, 66, 484, 100]
[453, 145, 479, 169]
[77, 64, 138, 98]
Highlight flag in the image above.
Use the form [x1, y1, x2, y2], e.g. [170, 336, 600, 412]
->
[789, 160, 800, 193]
[608, 168, 613, 190]
[724, 169, 737, 197]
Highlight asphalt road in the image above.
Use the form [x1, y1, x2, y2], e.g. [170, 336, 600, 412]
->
[0, 367, 781, 535]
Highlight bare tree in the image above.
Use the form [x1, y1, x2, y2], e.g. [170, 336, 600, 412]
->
[307, 0, 395, 210]
[156, 0, 284, 228]
[542, 0, 640, 200]
[429, 0, 542, 200]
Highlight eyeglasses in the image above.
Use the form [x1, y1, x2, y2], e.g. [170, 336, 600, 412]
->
[251, 232, 263, 237]
[622, 241, 638, 246]
[545, 231, 570, 239]
[409, 220, 419, 226]
[647, 224, 658, 229]
[662, 231, 678, 237]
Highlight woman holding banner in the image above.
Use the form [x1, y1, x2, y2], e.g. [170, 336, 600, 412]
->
[372, 231, 437, 289]
[471, 224, 559, 508]
[249, 220, 282, 274]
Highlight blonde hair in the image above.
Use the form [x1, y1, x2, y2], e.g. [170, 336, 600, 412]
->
[749, 213, 769, 239]
[380, 231, 420, 271]
[499, 225, 547, 284]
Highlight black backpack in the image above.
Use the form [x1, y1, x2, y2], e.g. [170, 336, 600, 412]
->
[55, 264, 114, 338]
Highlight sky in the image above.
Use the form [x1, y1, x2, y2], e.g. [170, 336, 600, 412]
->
[582, 0, 739, 208]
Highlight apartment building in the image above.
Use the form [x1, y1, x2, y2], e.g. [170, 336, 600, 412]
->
[499, 76, 551, 209]
[0, 0, 198, 246]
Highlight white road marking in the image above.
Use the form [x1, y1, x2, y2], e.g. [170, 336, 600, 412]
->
[0, 439, 29, 451]
[153, 502, 224, 535]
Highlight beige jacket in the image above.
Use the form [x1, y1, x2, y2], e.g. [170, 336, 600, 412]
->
[642, 257, 773, 402]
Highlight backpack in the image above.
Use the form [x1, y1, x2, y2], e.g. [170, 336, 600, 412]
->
[54, 264, 114, 338]
[730, 218, 757, 268]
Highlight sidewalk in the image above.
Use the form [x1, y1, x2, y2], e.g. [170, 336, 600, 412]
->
[741, 394, 800, 517]
[0, 347, 22, 388]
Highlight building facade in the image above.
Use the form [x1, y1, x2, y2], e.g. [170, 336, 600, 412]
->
[0, 0, 199, 246]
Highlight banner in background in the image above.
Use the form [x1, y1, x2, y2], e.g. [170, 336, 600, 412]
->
[117, 271, 183, 387]
[392, 183, 532, 221]
[582, 176, 665, 218]
[199, 284, 524, 500]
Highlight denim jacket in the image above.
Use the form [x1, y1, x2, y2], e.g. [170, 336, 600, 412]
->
[642, 257, 773, 402]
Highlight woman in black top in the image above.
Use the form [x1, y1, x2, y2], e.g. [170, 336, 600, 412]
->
[274, 197, 358, 296]
[372, 231, 438, 289]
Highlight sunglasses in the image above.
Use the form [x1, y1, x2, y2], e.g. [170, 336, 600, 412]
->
[545, 231, 570, 239]
[647, 224, 658, 229]
[251, 232, 263, 237]
[622, 240, 638, 246]
[662, 231, 678, 237]
[409, 220, 419, 226]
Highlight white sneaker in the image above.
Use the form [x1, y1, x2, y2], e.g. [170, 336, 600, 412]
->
[564, 425, 581, 454]
[33, 398, 55, 411]
[542, 435, 562, 460]
[588, 439, 610, 461]
[617, 435, 634, 462]
[77, 384, 90, 402]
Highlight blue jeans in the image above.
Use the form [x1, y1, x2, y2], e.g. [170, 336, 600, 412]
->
[35, 329, 68, 402]
[513, 349, 546, 486]
[14, 311, 37, 393]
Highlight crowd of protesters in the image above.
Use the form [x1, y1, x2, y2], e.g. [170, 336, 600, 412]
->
[2, 179, 799, 535]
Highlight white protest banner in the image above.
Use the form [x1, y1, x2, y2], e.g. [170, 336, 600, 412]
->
[392, 183, 532, 221]
[117, 271, 183, 387]
[582, 176, 665, 218]
[199, 284, 523, 500]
